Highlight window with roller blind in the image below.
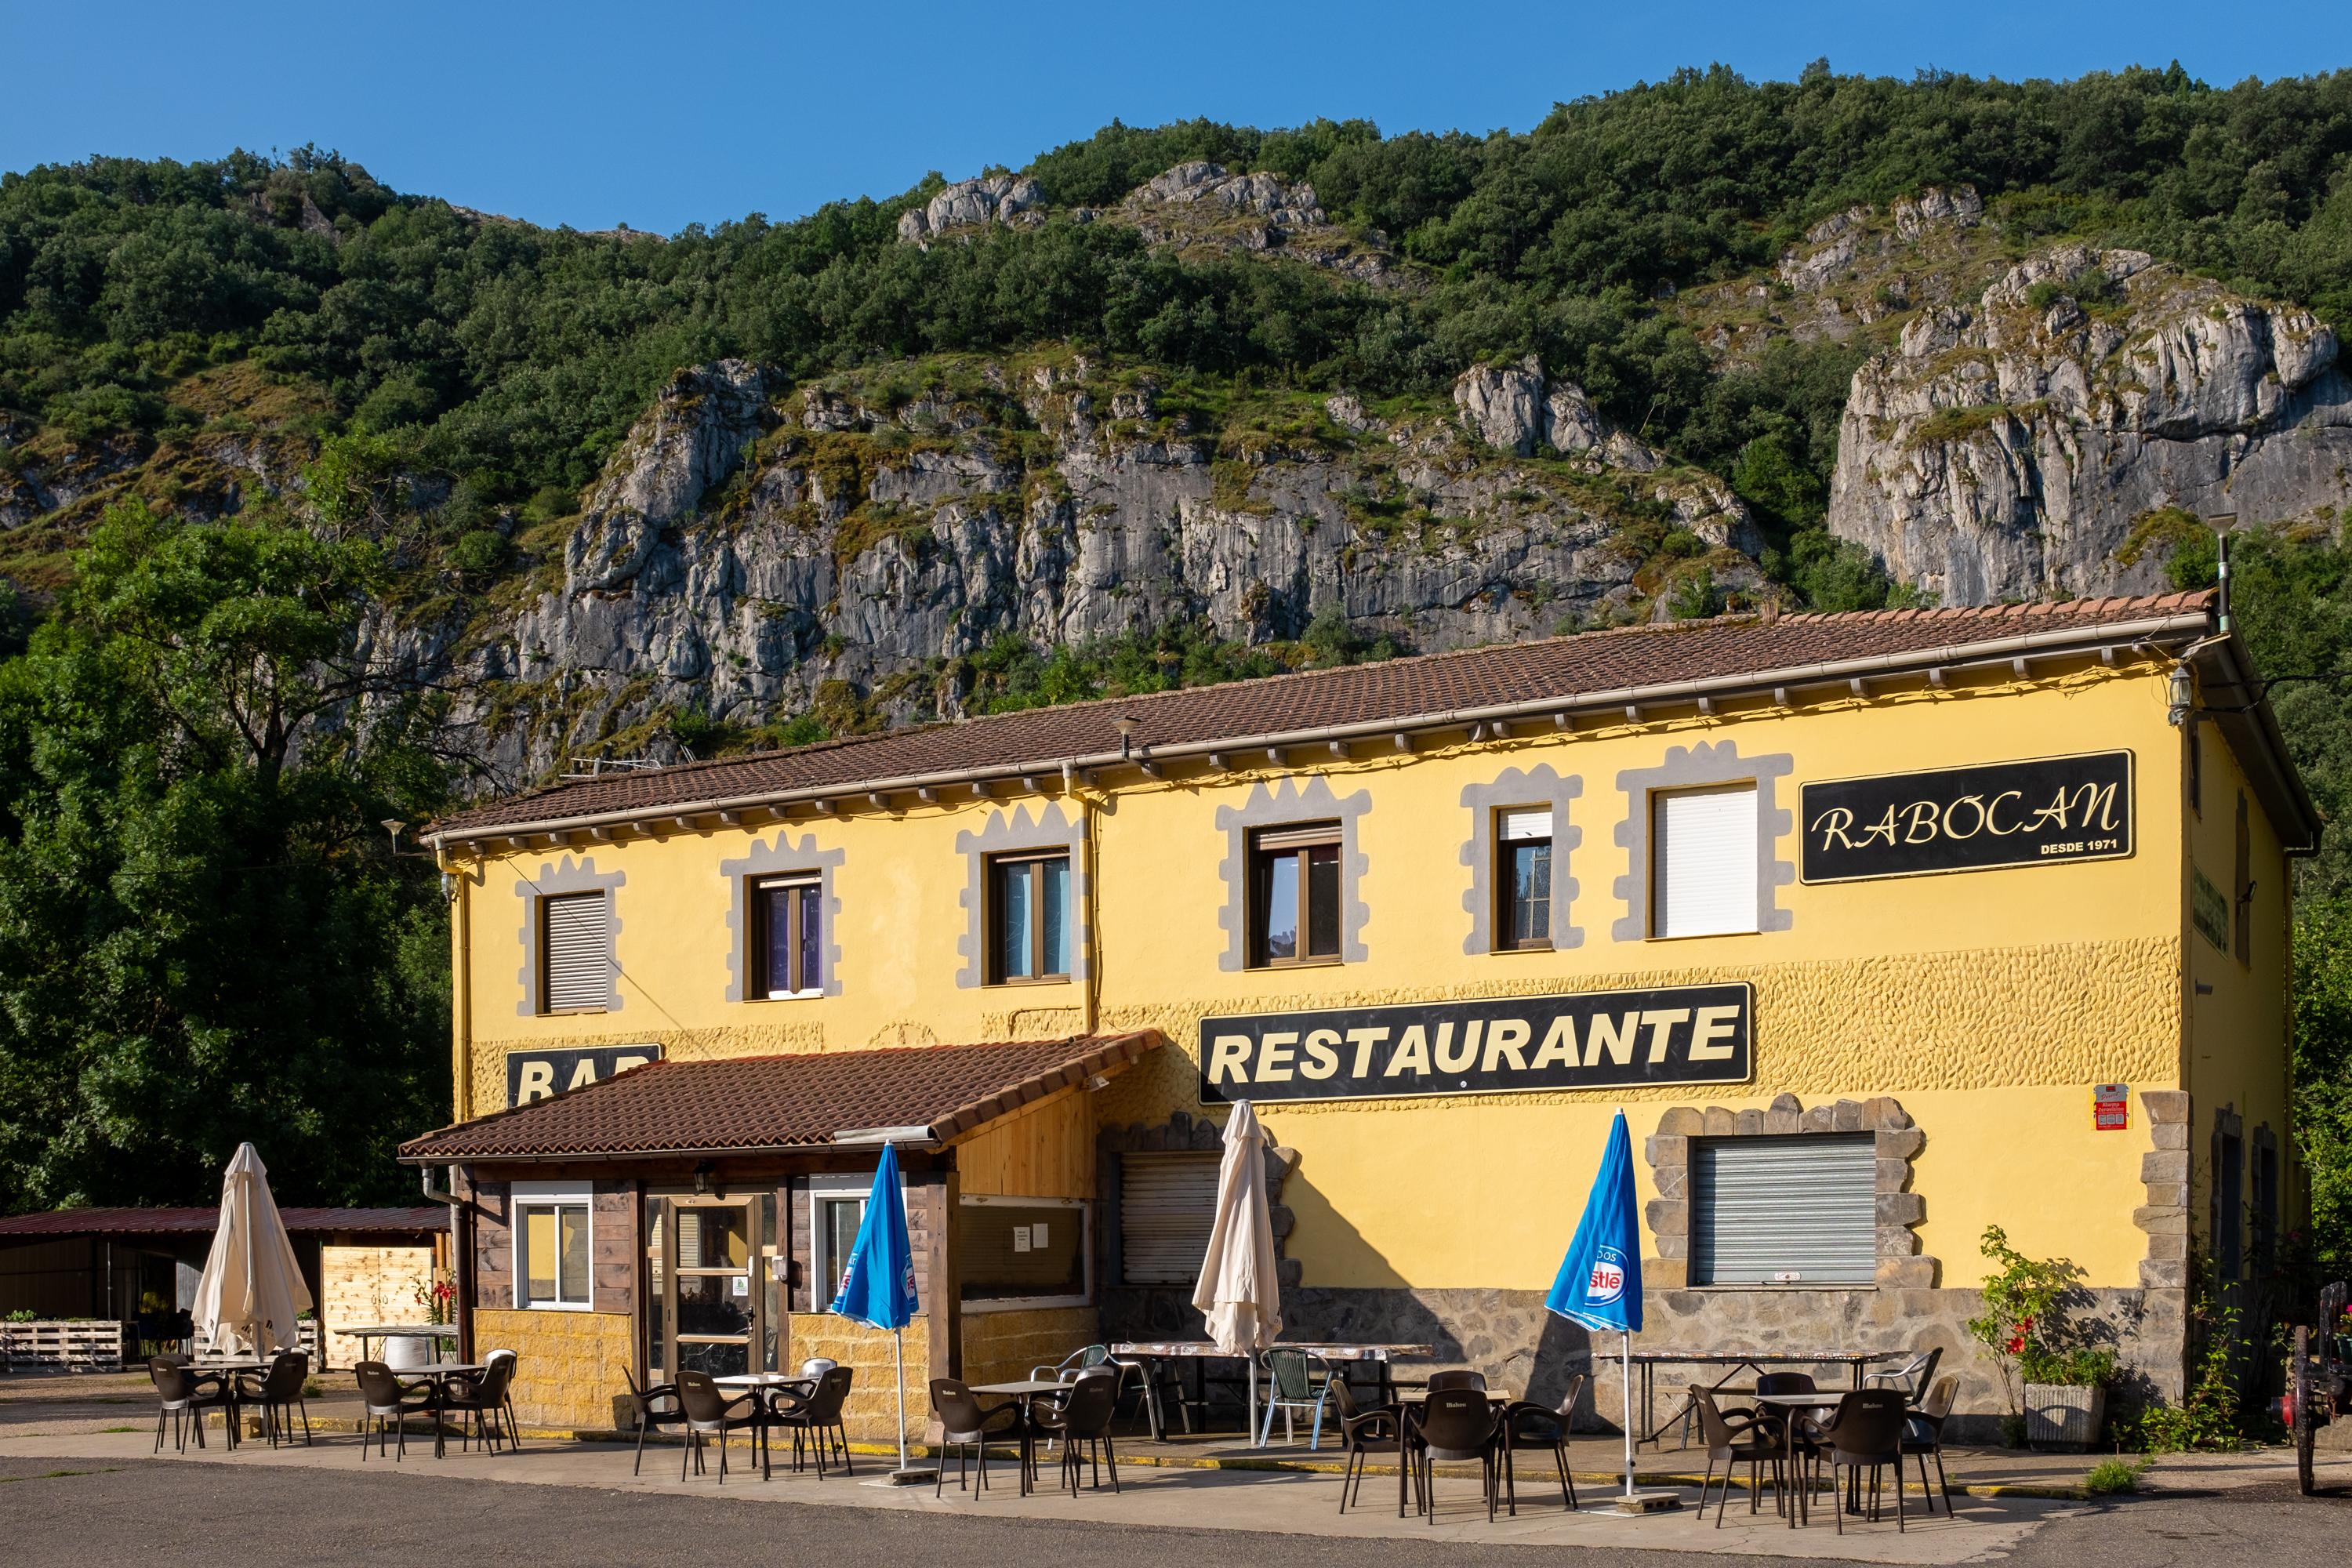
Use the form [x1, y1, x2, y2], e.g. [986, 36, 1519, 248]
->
[1495, 808, 1554, 950]
[1690, 1136, 1875, 1285]
[1250, 821, 1342, 967]
[750, 875, 822, 998]
[1650, 785, 1759, 939]
[539, 891, 613, 1013]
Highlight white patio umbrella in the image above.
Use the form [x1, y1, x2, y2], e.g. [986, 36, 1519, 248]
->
[191, 1143, 313, 1356]
[1192, 1100, 1282, 1445]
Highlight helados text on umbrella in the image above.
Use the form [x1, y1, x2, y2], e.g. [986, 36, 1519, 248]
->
[1198, 983, 1752, 1105]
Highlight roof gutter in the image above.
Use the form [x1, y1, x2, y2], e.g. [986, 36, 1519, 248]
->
[430, 612, 2212, 848]
[397, 1138, 899, 1166]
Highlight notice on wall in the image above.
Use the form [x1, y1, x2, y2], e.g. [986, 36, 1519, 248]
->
[1800, 750, 2133, 884]
[2092, 1083, 2131, 1131]
[506, 1044, 662, 1107]
[2191, 867, 2230, 952]
[1198, 985, 1752, 1105]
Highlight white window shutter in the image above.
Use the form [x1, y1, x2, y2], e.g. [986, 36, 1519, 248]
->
[1500, 808, 1552, 841]
[543, 893, 610, 1011]
[1653, 786, 1759, 938]
[1691, 1136, 1878, 1284]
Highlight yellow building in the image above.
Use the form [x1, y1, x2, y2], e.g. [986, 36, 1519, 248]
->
[401, 590, 2314, 1440]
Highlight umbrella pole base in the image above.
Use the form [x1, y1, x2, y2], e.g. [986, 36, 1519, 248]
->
[1612, 1490, 1683, 1515]
[866, 1466, 941, 1487]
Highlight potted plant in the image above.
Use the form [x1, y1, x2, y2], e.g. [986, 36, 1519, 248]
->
[1965, 1225, 2118, 1450]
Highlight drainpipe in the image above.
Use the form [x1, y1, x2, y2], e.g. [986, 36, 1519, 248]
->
[1076, 785, 1100, 1037]
[446, 856, 473, 1123]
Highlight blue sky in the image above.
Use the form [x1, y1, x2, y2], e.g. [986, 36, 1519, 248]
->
[5, 1, 2350, 233]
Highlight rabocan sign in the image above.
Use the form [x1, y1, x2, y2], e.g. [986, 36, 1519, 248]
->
[1198, 985, 1752, 1105]
[505, 1044, 662, 1107]
[1800, 751, 2132, 884]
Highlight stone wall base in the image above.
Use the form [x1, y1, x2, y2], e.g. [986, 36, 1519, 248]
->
[474, 1307, 637, 1430]
[1109, 1283, 2187, 1444]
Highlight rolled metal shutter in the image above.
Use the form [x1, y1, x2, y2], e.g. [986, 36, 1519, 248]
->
[1691, 1135, 1876, 1285]
[542, 893, 610, 1011]
[1120, 1152, 1218, 1285]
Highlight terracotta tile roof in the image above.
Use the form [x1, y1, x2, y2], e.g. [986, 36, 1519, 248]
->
[397, 1031, 1163, 1163]
[433, 593, 2217, 837]
[0, 1207, 447, 1236]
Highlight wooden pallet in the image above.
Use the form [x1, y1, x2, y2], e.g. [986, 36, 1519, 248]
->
[2, 1319, 128, 1370]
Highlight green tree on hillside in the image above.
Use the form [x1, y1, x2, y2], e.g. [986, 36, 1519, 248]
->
[0, 503, 448, 1209]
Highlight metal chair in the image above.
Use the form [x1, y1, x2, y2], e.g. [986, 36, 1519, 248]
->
[1033, 1369, 1121, 1494]
[1812, 1389, 1912, 1534]
[1900, 1374, 1959, 1515]
[354, 1360, 438, 1461]
[1257, 1347, 1334, 1448]
[1867, 1346, 1944, 1402]
[1408, 1388, 1500, 1525]
[1497, 1373, 1585, 1515]
[928, 1377, 1028, 1498]
[149, 1356, 233, 1454]
[621, 1363, 684, 1475]
[236, 1350, 312, 1448]
[675, 1369, 764, 1483]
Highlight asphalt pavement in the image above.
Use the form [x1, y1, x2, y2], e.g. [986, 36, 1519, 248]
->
[0, 1454, 2340, 1568]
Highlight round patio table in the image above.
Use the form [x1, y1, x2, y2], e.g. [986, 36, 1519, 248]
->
[714, 1373, 819, 1478]
[971, 1378, 1076, 1496]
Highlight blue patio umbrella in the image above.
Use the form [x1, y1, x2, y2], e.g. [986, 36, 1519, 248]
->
[830, 1141, 921, 1474]
[1547, 1108, 1644, 1500]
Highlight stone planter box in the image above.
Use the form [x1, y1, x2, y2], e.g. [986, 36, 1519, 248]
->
[2024, 1382, 2106, 1450]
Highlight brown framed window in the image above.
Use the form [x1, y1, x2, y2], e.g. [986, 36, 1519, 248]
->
[988, 852, 1069, 984]
[539, 891, 611, 1014]
[750, 877, 822, 997]
[1249, 822, 1341, 967]
[1496, 808, 1553, 949]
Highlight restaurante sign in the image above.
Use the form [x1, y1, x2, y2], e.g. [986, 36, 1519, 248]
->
[1198, 985, 1752, 1105]
[1800, 750, 2133, 884]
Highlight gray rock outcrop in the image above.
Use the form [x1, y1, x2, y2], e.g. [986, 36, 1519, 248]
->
[1827, 245, 2352, 603]
[896, 175, 1045, 244]
[395, 355, 1765, 786]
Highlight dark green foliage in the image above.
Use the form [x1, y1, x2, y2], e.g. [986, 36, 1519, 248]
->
[0, 503, 448, 1208]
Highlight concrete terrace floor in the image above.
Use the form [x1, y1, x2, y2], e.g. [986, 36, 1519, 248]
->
[5, 1370, 2348, 1566]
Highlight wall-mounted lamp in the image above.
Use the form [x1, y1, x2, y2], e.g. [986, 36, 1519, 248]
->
[2167, 664, 2198, 728]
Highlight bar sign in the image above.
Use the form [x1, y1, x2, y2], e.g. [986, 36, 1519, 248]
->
[2093, 1083, 2130, 1131]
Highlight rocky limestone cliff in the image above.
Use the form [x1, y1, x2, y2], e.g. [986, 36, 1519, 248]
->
[401, 353, 1762, 786]
[1828, 244, 2352, 603]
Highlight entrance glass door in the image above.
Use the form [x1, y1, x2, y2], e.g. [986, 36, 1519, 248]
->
[646, 1194, 779, 1379]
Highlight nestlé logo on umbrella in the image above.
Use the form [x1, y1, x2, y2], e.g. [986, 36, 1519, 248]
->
[1584, 1243, 1628, 1306]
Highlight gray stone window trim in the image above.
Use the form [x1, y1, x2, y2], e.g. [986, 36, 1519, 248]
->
[1459, 764, 1585, 954]
[955, 802, 1089, 989]
[1645, 1094, 1932, 1290]
[720, 832, 846, 1001]
[514, 856, 626, 1016]
[1214, 775, 1374, 971]
[1611, 740, 1795, 942]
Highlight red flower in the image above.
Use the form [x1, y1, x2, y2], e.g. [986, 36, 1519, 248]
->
[2005, 1336, 2026, 1355]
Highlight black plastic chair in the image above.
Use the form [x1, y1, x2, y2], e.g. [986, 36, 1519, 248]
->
[1812, 1389, 1911, 1534]
[1409, 1388, 1500, 1525]
[1328, 1377, 1416, 1516]
[354, 1360, 438, 1461]
[771, 1364, 855, 1477]
[236, 1351, 312, 1448]
[1693, 1385, 1788, 1526]
[1900, 1374, 1958, 1515]
[676, 1369, 764, 1483]
[1033, 1369, 1120, 1494]
[1497, 1372, 1585, 1515]
[444, 1352, 521, 1454]
[149, 1356, 233, 1454]
[929, 1377, 1028, 1498]
[1427, 1369, 1489, 1393]
[622, 1363, 684, 1475]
